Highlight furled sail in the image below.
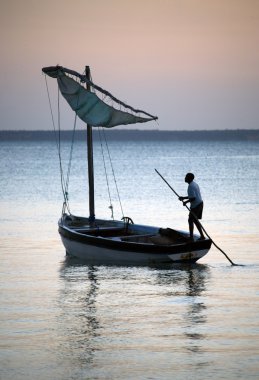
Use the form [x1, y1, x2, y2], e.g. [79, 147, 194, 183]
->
[42, 66, 157, 128]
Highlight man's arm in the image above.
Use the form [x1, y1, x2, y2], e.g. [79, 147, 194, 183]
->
[178, 196, 195, 205]
[178, 196, 188, 201]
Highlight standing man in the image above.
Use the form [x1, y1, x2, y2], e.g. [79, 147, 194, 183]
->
[179, 173, 205, 241]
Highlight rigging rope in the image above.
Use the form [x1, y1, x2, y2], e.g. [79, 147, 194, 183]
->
[64, 112, 77, 201]
[44, 75, 75, 215]
[97, 128, 114, 219]
[57, 85, 71, 214]
[101, 127, 125, 218]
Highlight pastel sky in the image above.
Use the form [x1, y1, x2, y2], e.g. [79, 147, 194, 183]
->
[1, 0, 259, 130]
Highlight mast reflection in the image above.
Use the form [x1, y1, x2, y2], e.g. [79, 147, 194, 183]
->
[59, 262, 100, 366]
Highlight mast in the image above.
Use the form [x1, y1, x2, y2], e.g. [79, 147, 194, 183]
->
[85, 66, 95, 224]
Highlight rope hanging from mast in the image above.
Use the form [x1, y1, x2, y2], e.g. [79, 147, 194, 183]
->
[44, 74, 77, 215]
[97, 127, 125, 220]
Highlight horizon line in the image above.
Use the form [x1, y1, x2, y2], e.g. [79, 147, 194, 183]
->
[1, 128, 259, 132]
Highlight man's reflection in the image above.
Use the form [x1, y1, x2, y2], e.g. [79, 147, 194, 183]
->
[155, 264, 210, 356]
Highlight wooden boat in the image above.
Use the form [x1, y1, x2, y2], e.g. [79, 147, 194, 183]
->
[42, 65, 212, 264]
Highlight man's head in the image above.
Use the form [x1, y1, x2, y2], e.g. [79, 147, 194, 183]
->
[185, 173, 194, 183]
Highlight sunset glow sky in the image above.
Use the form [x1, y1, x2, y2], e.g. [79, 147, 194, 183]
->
[1, 0, 259, 130]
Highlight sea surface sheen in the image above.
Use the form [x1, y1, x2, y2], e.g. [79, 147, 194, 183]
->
[0, 137, 259, 379]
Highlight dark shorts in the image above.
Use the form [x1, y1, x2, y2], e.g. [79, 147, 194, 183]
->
[189, 202, 203, 221]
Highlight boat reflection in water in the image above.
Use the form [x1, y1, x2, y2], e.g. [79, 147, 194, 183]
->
[58, 261, 211, 375]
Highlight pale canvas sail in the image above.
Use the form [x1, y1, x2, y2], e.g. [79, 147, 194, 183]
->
[43, 66, 157, 128]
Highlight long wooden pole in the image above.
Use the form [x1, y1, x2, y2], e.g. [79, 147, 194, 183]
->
[86, 66, 95, 224]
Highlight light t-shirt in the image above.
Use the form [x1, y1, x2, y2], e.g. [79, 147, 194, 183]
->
[187, 181, 203, 208]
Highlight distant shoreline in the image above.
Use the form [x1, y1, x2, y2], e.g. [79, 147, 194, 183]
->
[1, 129, 259, 141]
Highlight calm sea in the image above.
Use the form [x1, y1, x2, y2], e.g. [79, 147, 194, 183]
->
[1, 136, 259, 379]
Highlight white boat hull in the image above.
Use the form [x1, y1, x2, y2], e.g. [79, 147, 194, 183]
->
[61, 235, 209, 264]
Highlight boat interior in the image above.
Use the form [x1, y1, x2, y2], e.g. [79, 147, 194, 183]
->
[68, 224, 188, 245]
